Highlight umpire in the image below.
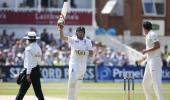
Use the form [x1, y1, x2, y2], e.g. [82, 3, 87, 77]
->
[16, 31, 45, 100]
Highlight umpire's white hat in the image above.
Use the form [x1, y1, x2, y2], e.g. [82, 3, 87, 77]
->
[24, 31, 40, 39]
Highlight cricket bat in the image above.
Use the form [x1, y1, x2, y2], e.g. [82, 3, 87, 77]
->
[57, 1, 69, 25]
[61, 1, 69, 19]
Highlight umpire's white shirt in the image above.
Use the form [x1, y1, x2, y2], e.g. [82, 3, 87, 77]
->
[68, 36, 93, 62]
[24, 42, 42, 74]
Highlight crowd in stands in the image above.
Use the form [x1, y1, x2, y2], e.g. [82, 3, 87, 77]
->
[0, 28, 129, 67]
[95, 27, 117, 36]
[0, 0, 87, 9]
[161, 45, 170, 67]
[1, 28, 170, 67]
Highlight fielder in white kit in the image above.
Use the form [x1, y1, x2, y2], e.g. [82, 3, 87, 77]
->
[58, 25, 93, 100]
[138, 21, 164, 100]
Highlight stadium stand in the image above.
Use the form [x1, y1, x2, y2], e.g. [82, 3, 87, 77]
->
[0, 29, 130, 67]
[106, 28, 117, 36]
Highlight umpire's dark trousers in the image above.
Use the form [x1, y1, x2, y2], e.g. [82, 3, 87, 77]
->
[15, 66, 45, 100]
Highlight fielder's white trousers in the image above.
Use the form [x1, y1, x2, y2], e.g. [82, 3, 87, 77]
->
[142, 57, 164, 100]
[67, 60, 87, 100]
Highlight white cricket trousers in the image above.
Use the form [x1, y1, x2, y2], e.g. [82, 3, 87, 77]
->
[67, 60, 87, 100]
[142, 57, 164, 100]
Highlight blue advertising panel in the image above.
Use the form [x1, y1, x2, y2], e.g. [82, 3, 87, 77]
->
[1, 65, 170, 82]
[97, 65, 170, 82]
[1, 66, 96, 82]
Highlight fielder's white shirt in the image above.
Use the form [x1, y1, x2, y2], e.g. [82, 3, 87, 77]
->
[67, 36, 93, 62]
[146, 30, 161, 60]
[24, 42, 42, 74]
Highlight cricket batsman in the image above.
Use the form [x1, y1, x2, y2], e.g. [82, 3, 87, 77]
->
[137, 21, 164, 100]
[57, 21, 93, 100]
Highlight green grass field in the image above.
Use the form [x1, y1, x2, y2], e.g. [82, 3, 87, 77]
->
[0, 82, 169, 100]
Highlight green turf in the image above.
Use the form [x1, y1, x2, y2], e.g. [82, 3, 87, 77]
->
[0, 82, 170, 100]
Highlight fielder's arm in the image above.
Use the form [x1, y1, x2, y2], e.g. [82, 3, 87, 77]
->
[136, 55, 147, 65]
[142, 41, 160, 54]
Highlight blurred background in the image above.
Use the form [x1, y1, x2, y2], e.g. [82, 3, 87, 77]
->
[0, 0, 169, 83]
[0, 0, 170, 100]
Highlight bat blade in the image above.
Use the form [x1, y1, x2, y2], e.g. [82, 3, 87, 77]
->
[61, 2, 69, 19]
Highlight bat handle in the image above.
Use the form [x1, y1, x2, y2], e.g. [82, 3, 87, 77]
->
[60, 14, 65, 19]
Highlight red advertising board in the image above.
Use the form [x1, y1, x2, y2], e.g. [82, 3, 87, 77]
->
[0, 11, 92, 25]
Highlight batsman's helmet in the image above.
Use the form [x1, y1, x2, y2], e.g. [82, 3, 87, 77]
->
[76, 27, 85, 33]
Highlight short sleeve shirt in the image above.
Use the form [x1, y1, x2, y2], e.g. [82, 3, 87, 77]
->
[146, 31, 161, 59]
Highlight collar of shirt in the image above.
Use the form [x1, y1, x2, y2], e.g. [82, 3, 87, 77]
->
[146, 30, 154, 37]
[28, 42, 36, 46]
[75, 37, 87, 43]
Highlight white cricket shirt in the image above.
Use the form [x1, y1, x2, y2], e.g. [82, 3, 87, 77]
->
[145, 30, 161, 59]
[24, 42, 42, 74]
[67, 36, 93, 62]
